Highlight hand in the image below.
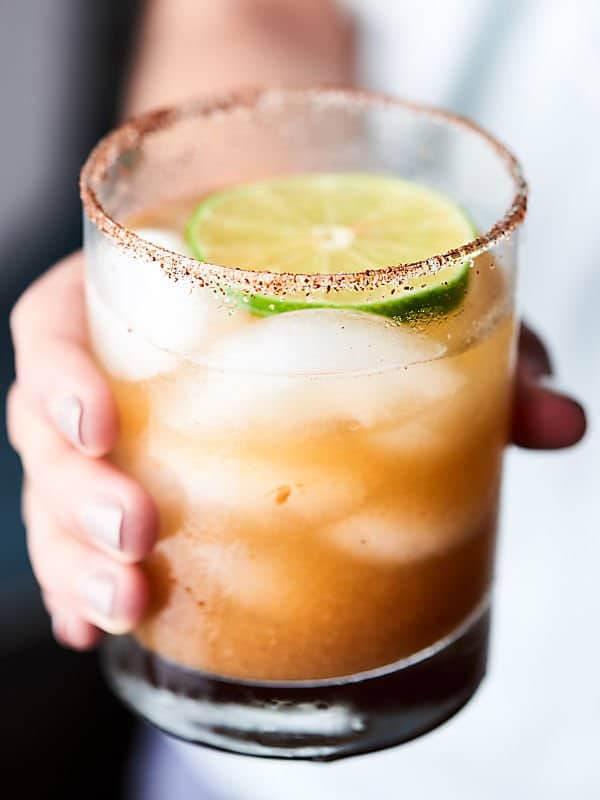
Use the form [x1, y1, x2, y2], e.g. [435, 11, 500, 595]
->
[7, 253, 157, 649]
[512, 324, 586, 448]
[7, 255, 586, 650]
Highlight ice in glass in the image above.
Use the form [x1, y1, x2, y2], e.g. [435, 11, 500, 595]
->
[81, 89, 526, 759]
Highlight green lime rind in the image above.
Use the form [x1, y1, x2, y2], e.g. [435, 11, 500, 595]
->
[187, 225, 472, 322]
[236, 260, 471, 321]
[185, 175, 474, 322]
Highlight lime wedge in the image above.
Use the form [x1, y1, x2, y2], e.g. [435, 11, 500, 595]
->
[186, 174, 474, 320]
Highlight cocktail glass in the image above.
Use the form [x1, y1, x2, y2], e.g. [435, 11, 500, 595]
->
[81, 88, 527, 760]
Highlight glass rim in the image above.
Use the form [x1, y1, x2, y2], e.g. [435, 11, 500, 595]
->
[80, 86, 527, 294]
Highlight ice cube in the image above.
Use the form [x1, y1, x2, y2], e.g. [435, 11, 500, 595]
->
[88, 228, 247, 356]
[158, 366, 318, 438]
[199, 308, 444, 375]
[369, 420, 442, 459]
[86, 283, 178, 380]
[182, 539, 289, 610]
[323, 504, 471, 564]
[134, 430, 366, 528]
[163, 308, 458, 437]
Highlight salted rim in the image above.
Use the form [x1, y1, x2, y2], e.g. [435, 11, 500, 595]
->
[80, 87, 527, 295]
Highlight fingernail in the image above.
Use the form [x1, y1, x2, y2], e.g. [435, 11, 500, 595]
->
[82, 500, 123, 551]
[79, 571, 115, 618]
[51, 395, 83, 447]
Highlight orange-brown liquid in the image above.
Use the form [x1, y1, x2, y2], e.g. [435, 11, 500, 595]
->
[89, 198, 514, 682]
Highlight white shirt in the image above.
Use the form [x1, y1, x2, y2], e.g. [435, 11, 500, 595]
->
[134, 2, 600, 796]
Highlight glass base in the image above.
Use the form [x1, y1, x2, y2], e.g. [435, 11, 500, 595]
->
[102, 601, 490, 761]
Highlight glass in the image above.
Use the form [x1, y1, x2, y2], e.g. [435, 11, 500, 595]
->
[81, 88, 527, 760]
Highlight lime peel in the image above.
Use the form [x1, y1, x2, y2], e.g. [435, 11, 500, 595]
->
[186, 174, 475, 321]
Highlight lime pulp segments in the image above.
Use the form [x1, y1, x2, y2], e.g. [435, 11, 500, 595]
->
[186, 174, 475, 320]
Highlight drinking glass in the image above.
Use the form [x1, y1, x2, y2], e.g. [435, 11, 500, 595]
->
[80, 88, 527, 760]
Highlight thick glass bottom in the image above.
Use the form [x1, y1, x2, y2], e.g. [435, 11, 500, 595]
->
[102, 600, 490, 761]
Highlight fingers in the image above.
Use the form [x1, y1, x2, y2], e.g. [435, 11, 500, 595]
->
[8, 386, 157, 563]
[52, 615, 101, 651]
[512, 324, 586, 449]
[8, 386, 158, 563]
[46, 600, 102, 651]
[9, 255, 158, 651]
[10, 252, 119, 456]
[9, 380, 156, 649]
[24, 485, 149, 637]
[512, 372, 586, 449]
[518, 323, 553, 377]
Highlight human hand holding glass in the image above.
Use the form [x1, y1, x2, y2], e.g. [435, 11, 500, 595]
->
[7, 255, 584, 651]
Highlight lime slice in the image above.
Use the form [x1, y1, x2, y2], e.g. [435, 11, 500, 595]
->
[186, 174, 474, 320]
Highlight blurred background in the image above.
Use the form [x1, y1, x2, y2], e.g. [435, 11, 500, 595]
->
[1, 0, 598, 797]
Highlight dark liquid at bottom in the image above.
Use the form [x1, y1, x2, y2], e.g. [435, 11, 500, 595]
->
[103, 606, 489, 761]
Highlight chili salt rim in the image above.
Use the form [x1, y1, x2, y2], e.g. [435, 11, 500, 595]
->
[80, 87, 527, 295]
